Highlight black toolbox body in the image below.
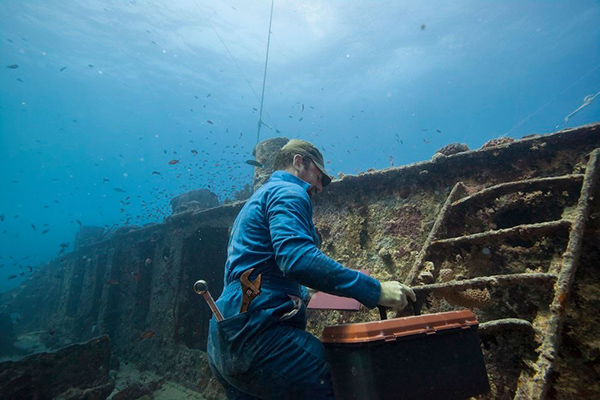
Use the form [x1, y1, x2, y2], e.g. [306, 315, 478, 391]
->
[322, 310, 490, 400]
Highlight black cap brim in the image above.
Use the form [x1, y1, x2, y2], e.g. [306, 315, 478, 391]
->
[313, 162, 332, 187]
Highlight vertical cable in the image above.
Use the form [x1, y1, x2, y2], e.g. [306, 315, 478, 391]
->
[256, 0, 275, 145]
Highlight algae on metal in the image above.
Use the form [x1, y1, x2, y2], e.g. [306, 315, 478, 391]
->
[1, 123, 599, 399]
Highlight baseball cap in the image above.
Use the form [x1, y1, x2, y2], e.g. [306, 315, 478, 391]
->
[281, 139, 332, 186]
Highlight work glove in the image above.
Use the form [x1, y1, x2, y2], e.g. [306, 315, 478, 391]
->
[378, 281, 417, 314]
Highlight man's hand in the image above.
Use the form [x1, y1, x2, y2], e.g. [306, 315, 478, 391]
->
[378, 281, 416, 313]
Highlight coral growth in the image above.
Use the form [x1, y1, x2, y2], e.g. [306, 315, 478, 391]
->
[436, 268, 492, 309]
[383, 206, 423, 238]
[434, 142, 470, 157]
[481, 137, 515, 149]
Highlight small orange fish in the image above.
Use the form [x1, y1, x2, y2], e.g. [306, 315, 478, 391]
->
[106, 279, 119, 285]
[168, 159, 179, 165]
[131, 272, 141, 282]
[140, 330, 156, 340]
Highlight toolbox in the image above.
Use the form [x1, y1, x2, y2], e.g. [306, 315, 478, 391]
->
[322, 310, 490, 400]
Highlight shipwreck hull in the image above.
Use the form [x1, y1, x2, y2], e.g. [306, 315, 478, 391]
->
[2, 123, 599, 399]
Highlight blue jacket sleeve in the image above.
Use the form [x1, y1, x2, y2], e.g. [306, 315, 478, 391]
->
[267, 185, 381, 309]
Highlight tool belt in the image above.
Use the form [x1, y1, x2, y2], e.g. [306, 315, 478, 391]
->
[223, 269, 303, 321]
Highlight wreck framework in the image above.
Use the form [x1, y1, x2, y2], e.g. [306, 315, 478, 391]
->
[1, 123, 599, 399]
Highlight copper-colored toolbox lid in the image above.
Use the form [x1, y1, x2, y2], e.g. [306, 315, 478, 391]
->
[322, 310, 478, 344]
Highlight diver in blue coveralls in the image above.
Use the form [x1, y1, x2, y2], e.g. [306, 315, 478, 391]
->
[207, 139, 416, 399]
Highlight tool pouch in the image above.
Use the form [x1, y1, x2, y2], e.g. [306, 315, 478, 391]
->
[210, 312, 254, 376]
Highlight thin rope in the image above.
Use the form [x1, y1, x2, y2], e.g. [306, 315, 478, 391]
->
[555, 89, 600, 129]
[191, 0, 279, 134]
[256, 0, 275, 145]
[501, 61, 600, 137]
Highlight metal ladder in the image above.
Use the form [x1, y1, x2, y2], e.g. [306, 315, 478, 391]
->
[404, 148, 599, 399]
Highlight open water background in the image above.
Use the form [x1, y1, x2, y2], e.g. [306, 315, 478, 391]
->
[1, 0, 599, 292]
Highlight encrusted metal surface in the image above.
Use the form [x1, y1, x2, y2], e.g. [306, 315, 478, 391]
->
[1, 124, 599, 399]
[515, 148, 599, 399]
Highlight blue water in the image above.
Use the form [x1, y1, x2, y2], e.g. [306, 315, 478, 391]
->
[1, 0, 599, 292]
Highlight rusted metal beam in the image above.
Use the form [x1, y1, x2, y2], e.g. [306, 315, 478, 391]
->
[479, 318, 534, 335]
[405, 273, 556, 317]
[431, 220, 571, 247]
[412, 272, 556, 295]
[451, 174, 584, 210]
[405, 182, 467, 285]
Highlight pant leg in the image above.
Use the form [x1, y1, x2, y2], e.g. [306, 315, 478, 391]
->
[226, 324, 335, 400]
[209, 361, 261, 400]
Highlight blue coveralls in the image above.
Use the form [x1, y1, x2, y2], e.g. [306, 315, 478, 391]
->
[207, 171, 381, 399]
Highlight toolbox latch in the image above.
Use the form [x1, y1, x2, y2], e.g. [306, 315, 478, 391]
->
[384, 334, 396, 342]
[424, 325, 436, 335]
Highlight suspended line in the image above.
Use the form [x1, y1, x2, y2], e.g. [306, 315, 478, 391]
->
[556, 89, 600, 129]
[256, 0, 275, 145]
[191, 0, 279, 135]
[501, 61, 600, 137]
